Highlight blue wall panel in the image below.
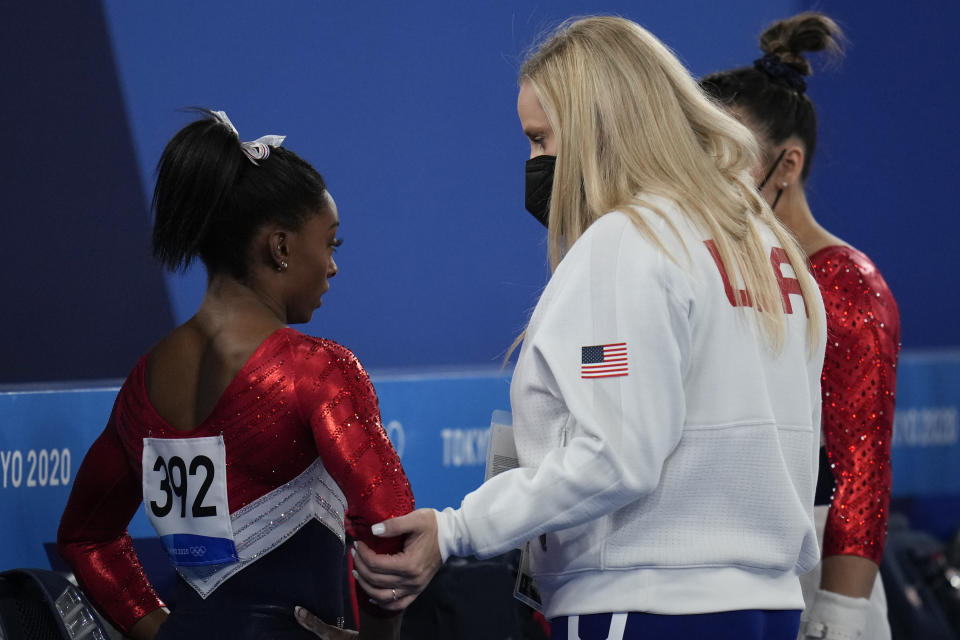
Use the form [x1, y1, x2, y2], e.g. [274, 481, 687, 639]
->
[3, 1, 805, 383]
[0, 1, 174, 383]
[2, 353, 957, 571]
[798, 0, 960, 349]
[2, 1, 955, 381]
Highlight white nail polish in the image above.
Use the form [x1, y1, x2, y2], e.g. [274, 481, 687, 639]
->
[371, 523, 386, 535]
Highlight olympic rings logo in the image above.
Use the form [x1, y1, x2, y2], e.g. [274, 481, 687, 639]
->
[385, 420, 405, 459]
[171, 544, 211, 558]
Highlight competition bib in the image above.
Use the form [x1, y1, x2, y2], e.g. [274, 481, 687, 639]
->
[142, 436, 238, 567]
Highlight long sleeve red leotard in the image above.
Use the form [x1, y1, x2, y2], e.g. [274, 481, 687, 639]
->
[57, 328, 414, 632]
[810, 246, 900, 564]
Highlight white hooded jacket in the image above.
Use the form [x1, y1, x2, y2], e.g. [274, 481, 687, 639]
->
[437, 198, 826, 618]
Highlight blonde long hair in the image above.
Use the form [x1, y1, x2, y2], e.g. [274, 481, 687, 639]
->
[521, 16, 821, 350]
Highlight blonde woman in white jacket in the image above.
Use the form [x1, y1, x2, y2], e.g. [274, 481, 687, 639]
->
[320, 16, 827, 640]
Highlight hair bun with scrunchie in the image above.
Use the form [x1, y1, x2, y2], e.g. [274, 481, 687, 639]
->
[753, 54, 807, 94]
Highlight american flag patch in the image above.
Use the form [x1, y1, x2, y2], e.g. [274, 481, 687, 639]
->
[580, 342, 629, 379]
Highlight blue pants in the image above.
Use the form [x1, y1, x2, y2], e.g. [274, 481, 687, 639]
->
[550, 610, 801, 640]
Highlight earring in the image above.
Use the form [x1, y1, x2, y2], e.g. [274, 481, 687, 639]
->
[780, 182, 789, 189]
[276, 261, 288, 272]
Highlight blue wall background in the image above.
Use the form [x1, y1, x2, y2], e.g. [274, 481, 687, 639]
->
[101, 0, 807, 374]
[0, 1, 174, 382]
[17, 0, 927, 382]
[796, 0, 958, 351]
[5, 0, 955, 383]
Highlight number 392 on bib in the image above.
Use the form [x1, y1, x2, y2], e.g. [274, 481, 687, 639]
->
[142, 436, 238, 567]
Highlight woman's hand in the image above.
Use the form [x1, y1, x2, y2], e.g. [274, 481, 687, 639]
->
[351, 508, 443, 611]
[294, 607, 359, 639]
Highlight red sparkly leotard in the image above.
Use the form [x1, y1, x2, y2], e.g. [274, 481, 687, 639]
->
[810, 246, 900, 564]
[57, 328, 414, 633]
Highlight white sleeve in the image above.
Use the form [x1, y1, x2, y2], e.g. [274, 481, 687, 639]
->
[437, 214, 692, 560]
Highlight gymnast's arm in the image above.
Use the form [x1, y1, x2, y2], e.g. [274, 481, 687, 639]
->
[819, 326, 885, 597]
[294, 340, 415, 636]
[57, 406, 167, 639]
[818, 261, 899, 599]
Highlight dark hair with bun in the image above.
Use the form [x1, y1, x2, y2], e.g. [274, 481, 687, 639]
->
[700, 12, 844, 181]
[151, 108, 327, 279]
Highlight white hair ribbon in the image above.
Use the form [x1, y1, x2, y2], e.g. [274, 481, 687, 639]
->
[211, 110, 286, 166]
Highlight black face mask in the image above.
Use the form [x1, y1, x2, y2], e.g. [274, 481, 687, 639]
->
[758, 148, 786, 211]
[525, 155, 556, 228]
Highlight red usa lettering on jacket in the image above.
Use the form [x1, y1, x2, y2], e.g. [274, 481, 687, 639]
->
[704, 239, 808, 316]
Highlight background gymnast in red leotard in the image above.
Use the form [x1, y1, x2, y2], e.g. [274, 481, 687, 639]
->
[703, 13, 900, 640]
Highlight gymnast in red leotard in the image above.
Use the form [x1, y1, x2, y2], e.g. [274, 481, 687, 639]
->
[703, 12, 900, 640]
[57, 109, 413, 640]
